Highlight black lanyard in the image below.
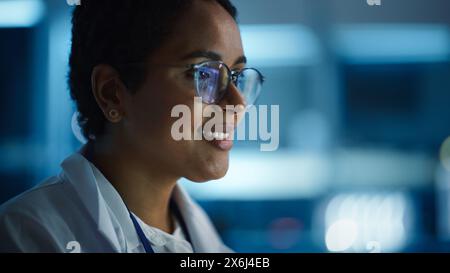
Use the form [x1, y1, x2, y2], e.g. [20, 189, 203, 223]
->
[128, 199, 193, 253]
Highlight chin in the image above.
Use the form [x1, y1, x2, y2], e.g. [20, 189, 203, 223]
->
[181, 140, 231, 182]
[186, 160, 229, 183]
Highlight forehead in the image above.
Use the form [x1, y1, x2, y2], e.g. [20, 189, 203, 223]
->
[150, 0, 244, 65]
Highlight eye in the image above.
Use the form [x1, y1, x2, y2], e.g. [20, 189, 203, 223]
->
[199, 70, 211, 80]
[197, 66, 214, 80]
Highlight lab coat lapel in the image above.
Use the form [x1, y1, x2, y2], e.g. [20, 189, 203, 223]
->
[172, 185, 226, 253]
[90, 162, 142, 252]
[60, 153, 122, 252]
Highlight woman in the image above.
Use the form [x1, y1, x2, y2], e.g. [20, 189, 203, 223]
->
[0, 0, 264, 253]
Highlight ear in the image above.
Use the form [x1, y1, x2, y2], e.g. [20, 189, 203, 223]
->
[91, 64, 127, 123]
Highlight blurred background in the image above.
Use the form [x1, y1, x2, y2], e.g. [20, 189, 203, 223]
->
[1, 0, 450, 252]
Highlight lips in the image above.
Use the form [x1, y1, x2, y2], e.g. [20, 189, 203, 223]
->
[212, 139, 233, 151]
[202, 123, 235, 151]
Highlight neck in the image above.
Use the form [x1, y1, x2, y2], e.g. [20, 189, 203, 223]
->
[83, 139, 178, 234]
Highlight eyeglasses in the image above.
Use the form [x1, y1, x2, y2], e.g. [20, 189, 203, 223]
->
[187, 60, 265, 106]
[119, 60, 265, 106]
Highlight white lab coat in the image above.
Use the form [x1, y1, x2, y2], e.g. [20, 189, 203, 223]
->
[0, 151, 232, 253]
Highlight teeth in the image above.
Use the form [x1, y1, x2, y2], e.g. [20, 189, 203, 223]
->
[203, 130, 231, 140]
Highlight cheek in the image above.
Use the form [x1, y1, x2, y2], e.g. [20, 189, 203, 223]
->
[124, 79, 194, 158]
[123, 79, 230, 180]
[129, 93, 171, 139]
[126, 73, 195, 140]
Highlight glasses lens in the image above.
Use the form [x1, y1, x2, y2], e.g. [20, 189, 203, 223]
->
[194, 62, 229, 104]
[236, 68, 263, 106]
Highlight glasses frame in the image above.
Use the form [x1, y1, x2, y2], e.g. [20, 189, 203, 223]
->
[187, 60, 265, 104]
[118, 60, 266, 105]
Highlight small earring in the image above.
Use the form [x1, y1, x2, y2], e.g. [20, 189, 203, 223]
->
[108, 109, 120, 121]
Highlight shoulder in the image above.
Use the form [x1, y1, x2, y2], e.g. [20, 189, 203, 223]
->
[0, 174, 72, 220]
[0, 174, 80, 252]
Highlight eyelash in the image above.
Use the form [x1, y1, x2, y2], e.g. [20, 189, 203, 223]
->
[184, 68, 243, 78]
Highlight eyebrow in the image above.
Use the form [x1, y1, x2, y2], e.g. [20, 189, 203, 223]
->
[181, 50, 247, 66]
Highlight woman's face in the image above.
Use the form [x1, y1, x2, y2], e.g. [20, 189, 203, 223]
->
[120, 0, 246, 182]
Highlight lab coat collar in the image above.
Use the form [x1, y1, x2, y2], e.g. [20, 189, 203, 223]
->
[60, 152, 131, 252]
[171, 185, 226, 252]
[60, 150, 227, 253]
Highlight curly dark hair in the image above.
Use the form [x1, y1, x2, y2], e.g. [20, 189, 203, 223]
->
[68, 0, 237, 140]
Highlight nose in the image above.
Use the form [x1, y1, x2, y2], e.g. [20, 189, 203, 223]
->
[218, 83, 246, 128]
[218, 82, 245, 109]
